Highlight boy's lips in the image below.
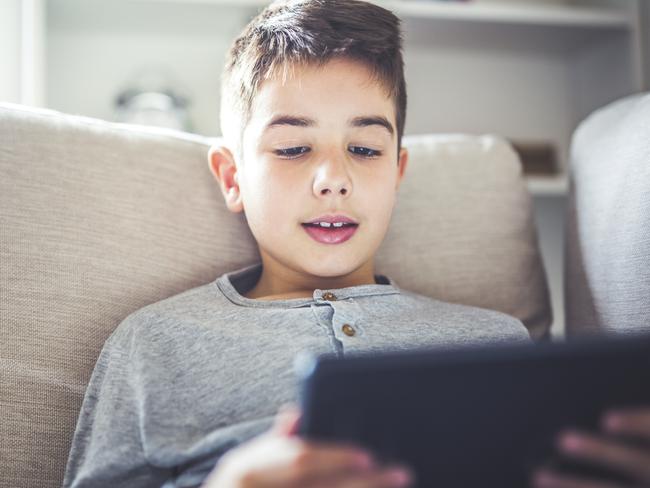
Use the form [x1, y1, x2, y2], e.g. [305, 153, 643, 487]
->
[303, 214, 358, 225]
[301, 222, 358, 244]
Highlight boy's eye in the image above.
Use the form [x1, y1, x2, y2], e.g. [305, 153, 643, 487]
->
[349, 146, 381, 158]
[274, 146, 310, 158]
[273, 146, 382, 158]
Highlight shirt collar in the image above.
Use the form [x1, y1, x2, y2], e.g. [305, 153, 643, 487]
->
[215, 262, 401, 308]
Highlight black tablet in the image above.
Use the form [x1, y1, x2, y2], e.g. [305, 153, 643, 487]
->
[294, 332, 650, 488]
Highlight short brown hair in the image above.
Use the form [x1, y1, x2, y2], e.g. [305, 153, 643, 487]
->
[220, 0, 407, 159]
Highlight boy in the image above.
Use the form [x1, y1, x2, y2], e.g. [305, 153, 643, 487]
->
[62, 1, 531, 487]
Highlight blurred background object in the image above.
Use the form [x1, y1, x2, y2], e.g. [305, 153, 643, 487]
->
[113, 67, 193, 131]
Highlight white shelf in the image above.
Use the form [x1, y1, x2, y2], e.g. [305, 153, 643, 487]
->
[375, 1, 632, 29]
[526, 174, 569, 196]
[129, 0, 633, 29]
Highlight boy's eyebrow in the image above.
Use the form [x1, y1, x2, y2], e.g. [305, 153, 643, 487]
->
[263, 114, 395, 137]
[349, 116, 394, 136]
[265, 115, 315, 130]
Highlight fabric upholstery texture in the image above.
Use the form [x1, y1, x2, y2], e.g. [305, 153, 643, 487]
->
[565, 92, 650, 336]
[0, 103, 551, 488]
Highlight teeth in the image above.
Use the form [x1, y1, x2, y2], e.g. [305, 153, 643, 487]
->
[308, 221, 355, 228]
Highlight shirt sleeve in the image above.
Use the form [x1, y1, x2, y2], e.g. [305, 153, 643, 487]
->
[493, 313, 533, 343]
[62, 315, 171, 488]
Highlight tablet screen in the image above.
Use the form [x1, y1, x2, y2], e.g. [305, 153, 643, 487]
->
[295, 333, 650, 488]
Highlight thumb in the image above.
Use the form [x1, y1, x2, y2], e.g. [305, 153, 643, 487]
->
[270, 403, 302, 437]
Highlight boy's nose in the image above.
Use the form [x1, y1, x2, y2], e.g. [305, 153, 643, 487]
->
[313, 156, 352, 197]
[318, 185, 348, 196]
[314, 177, 350, 197]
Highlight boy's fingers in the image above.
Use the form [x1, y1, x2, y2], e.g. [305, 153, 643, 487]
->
[292, 445, 376, 482]
[603, 409, 650, 438]
[557, 431, 650, 482]
[244, 446, 375, 487]
[532, 469, 623, 488]
[271, 404, 301, 436]
[312, 465, 413, 488]
[277, 402, 299, 417]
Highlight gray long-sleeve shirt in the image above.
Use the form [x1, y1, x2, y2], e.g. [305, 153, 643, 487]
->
[63, 262, 531, 488]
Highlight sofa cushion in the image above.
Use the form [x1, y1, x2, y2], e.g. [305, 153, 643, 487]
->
[0, 103, 551, 488]
[377, 134, 551, 339]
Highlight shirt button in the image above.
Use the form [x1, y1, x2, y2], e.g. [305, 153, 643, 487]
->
[342, 324, 356, 337]
[322, 292, 337, 301]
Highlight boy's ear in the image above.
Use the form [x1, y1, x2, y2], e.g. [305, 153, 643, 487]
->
[208, 144, 244, 213]
[395, 147, 409, 191]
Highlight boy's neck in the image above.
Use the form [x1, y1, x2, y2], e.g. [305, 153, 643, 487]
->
[244, 256, 378, 300]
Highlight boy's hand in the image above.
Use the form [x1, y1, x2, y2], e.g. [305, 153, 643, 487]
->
[203, 404, 414, 488]
[531, 408, 650, 487]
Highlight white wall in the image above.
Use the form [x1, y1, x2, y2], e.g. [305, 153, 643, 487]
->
[0, 0, 21, 103]
[47, 0, 249, 135]
[402, 18, 575, 170]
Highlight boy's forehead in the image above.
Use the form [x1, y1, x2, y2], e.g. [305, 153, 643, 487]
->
[259, 58, 391, 103]
[250, 59, 396, 131]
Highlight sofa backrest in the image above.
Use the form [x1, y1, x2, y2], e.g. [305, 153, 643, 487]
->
[565, 92, 650, 336]
[0, 103, 551, 488]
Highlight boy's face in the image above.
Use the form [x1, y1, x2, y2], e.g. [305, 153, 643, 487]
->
[210, 57, 408, 285]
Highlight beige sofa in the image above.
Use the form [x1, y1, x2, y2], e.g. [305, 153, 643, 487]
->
[0, 103, 551, 488]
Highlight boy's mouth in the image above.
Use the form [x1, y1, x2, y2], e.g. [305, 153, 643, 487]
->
[301, 221, 359, 245]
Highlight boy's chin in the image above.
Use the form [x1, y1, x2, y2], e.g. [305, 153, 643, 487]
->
[299, 257, 367, 279]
